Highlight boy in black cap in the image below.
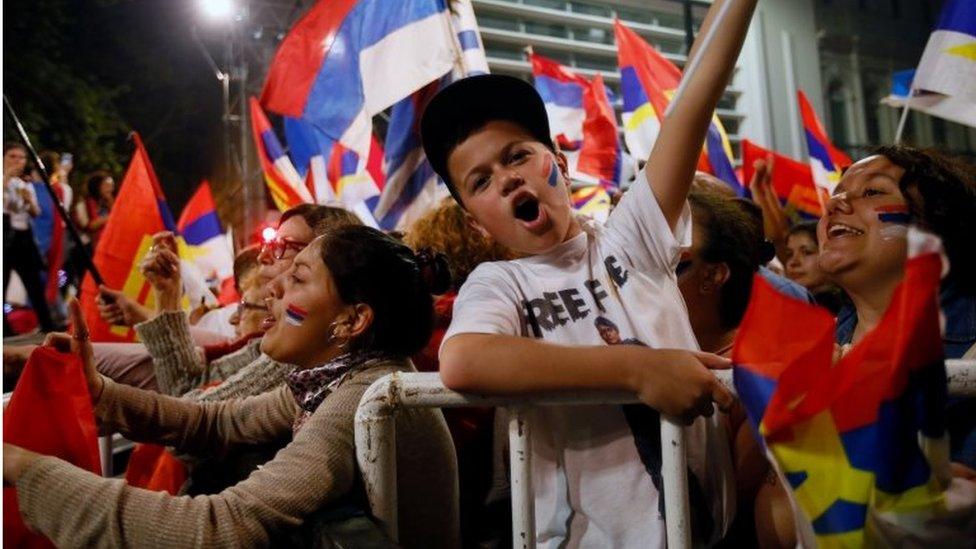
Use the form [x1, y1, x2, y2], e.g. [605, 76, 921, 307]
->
[424, 0, 756, 545]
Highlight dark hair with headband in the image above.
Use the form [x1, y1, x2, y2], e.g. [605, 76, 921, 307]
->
[318, 225, 452, 356]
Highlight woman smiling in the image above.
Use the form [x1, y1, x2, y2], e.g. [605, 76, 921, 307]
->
[4, 225, 458, 548]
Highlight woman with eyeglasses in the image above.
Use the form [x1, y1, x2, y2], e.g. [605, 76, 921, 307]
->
[4, 225, 459, 547]
[134, 204, 362, 401]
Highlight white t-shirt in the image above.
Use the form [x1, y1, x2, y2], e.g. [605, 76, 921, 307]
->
[443, 172, 734, 548]
[4, 177, 38, 230]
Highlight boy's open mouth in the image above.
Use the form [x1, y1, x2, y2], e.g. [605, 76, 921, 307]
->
[513, 195, 541, 223]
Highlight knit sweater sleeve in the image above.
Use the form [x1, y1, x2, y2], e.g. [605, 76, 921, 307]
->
[205, 339, 265, 385]
[94, 377, 296, 455]
[15, 372, 378, 548]
[134, 311, 205, 396]
[184, 354, 292, 402]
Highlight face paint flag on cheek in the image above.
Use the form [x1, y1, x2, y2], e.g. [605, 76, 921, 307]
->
[285, 303, 308, 326]
[876, 204, 912, 224]
[547, 158, 560, 187]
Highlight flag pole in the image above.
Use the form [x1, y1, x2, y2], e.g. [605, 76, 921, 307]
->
[3, 95, 105, 286]
[894, 86, 915, 144]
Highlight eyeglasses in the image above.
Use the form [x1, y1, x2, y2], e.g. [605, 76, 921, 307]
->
[239, 299, 270, 313]
[261, 237, 309, 260]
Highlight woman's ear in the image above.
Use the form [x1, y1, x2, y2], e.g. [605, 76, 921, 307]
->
[345, 303, 374, 340]
[705, 263, 731, 292]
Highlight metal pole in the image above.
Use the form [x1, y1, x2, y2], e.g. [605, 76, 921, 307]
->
[894, 87, 915, 145]
[682, 0, 696, 56]
[2, 95, 105, 286]
[664, 0, 737, 118]
[237, 10, 254, 243]
[507, 407, 535, 548]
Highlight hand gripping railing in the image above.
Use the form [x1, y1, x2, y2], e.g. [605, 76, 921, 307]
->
[357, 362, 976, 548]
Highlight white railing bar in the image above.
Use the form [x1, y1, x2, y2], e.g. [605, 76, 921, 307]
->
[508, 407, 535, 548]
[354, 360, 975, 546]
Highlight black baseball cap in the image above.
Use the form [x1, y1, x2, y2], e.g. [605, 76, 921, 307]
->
[420, 74, 554, 203]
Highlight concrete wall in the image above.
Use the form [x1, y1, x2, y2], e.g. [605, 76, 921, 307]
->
[735, 0, 825, 160]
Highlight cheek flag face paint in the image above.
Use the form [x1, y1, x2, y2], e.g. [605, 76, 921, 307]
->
[547, 158, 560, 187]
[876, 204, 912, 224]
[285, 303, 308, 326]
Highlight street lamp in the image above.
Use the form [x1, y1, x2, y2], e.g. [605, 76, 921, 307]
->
[198, 0, 236, 22]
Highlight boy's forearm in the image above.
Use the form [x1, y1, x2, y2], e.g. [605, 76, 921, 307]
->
[440, 334, 640, 394]
[646, 0, 758, 226]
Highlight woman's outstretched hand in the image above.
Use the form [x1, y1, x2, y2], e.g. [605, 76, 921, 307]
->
[44, 298, 102, 404]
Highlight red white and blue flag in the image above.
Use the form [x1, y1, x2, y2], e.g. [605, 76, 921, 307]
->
[250, 98, 314, 211]
[371, 78, 446, 231]
[176, 181, 234, 282]
[798, 90, 853, 195]
[371, 0, 489, 231]
[614, 19, 741, 194]
[529, 53, 622, 188]
[741, 139, 824, 219]
[260, 0, 459, 160]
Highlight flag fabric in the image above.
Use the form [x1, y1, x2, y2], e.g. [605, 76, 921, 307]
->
[451, 0, 489, 77]
[125, 443, 188, 496]
[79, 133, 178, 342]
[614, 19, 741, 193]
[260, 0, 458, 159]
[283, 114, 385, 216]
[529, 53, 622, 187]
[176, 181, 234, 282]
[371, 0, 489, 231]
[798, 90, 853, 195]
[30, 178, 65, 301]
[250, 98, 314, 212]
[880, 68, 976, 128]
[4, 346, 102, 548]
[571, 184, 612, 223]
[741, 139, 824, 218]
[372, 78, 449, 231]
[913, 0, 976, 106]
[732, 230, 975, 546]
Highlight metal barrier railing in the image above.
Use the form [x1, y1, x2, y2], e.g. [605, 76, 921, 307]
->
[354, 360, 976, 548]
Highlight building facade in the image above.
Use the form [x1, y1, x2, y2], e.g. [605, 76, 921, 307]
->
[471, 0, 976, 170]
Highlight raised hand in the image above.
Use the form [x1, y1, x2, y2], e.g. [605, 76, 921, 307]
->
[139, 231, 182, 312]
[97, 285, 151, 326]
[749, 158, 790, 261]
[43, 298, 102, 403]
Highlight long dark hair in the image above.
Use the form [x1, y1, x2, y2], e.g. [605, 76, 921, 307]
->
[876, 145, 976, 293]
[318, 225, 451, 356]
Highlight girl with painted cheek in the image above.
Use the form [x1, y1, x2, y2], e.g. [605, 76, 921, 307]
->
[3, 225, 459, 548]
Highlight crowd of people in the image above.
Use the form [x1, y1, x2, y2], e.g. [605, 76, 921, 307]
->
[3, 0, 976, 546]
[3, 143, 114, 336]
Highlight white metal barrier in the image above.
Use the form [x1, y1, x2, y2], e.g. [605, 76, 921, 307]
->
[354, 360, 976, 548]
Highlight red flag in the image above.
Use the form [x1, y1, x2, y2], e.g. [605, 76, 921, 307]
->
[125, 444, 188, 495]
[741, 139, 825, 218]
[3, 347, 101, 547]
[79, 133, 178, 342]
[44, 179, 65, 302]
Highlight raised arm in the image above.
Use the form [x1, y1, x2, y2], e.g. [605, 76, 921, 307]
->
[647, 0, 758, 228]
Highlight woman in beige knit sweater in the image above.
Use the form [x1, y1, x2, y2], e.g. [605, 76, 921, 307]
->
[4, 225, 460, 548]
